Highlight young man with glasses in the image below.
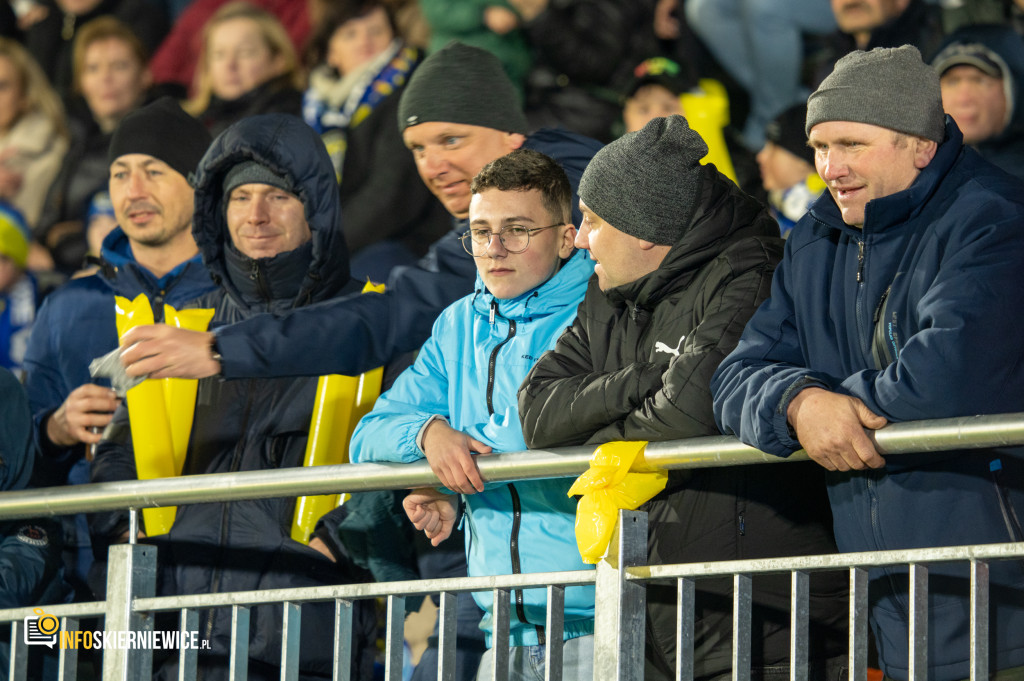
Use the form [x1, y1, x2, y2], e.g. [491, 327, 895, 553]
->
[350, 148, 597, 681]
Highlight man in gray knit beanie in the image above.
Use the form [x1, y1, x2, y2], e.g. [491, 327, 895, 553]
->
[523, 110, 849, 681]
[574, 115, 718, 290]
[714, 39, 1024, 681]
[804, 45, 944, 229]
[398, 41, 531, 219]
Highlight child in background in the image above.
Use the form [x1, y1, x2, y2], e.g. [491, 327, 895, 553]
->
[755, 103, 825, 238]
[0, 203, 39, 378]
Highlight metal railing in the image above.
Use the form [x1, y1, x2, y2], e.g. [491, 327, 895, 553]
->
[0, 413, 1022, 681]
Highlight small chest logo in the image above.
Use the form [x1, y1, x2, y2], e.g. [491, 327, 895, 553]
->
[654, 335, 686, 357]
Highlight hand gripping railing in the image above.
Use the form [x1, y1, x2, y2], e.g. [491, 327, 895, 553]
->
[0, 413, 1022, 681]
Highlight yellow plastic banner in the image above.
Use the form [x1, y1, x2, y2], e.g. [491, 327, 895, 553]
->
[290, 278, 387, 544]
[567, 440, 667, 564]
[290, 369, 383, 543]
[680, 78, 738, 184]
[114, 295, 214, 536]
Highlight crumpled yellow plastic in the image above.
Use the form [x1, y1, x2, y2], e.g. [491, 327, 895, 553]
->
[114, 295, 214, 536]
[290, 278, 386, 544]
[567, 440, 667, 564]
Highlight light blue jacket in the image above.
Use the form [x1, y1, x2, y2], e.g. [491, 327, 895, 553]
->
[351, 250, 594, 647]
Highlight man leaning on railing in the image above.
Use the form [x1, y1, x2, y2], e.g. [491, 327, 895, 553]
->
[713, 45, 1024, 681]
[519, 115, 848, 681]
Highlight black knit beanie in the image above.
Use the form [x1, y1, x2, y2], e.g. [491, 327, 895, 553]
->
[397, 41, 528, 134]
[806, 46, 945, 143]
[579, 115, 709, 246]
[108, 97, 213, 180]
[765, 103, 815, 165]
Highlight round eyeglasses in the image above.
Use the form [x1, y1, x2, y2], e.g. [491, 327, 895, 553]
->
[460, 223, 565, 257]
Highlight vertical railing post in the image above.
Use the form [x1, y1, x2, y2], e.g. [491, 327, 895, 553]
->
[103, 543, 157, 681]
[593, 510, 647, 681]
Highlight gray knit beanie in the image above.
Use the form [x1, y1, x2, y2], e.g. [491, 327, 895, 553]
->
[806, 46, 945, 143]
[578, 115, 709, 246]
[222, 160, 293, 196]
[397, 41, 528, 134]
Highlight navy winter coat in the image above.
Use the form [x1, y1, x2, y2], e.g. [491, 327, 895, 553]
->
[713, 118, 1024, 681]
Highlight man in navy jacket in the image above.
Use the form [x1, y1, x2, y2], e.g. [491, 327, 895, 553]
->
[713, 46, 1024, 681]
[22, 98, 215, 598]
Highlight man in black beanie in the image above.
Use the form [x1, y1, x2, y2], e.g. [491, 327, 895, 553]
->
[715, 45, 1024, 681]
[22, 96, 216, 600]
[519, 115, 848, 680]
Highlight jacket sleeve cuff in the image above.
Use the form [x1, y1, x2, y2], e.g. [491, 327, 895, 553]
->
[774, 376, 830, 451]
[415, 415, 449, 454]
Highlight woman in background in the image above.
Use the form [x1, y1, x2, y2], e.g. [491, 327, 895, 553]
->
[186, 1, 302, 137]
[0, 39, 69, 232]
[36, 17, 151, 275]
[303, 0, 449, 281]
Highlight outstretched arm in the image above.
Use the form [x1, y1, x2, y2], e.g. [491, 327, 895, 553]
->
[122, 231, 477, 380]
[120, 326, 220, 380]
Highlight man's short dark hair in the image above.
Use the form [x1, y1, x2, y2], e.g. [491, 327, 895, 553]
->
[471, 149, 572, 224]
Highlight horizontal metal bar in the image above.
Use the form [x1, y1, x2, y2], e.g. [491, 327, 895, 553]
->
[133, 569, 597, 613]
[0, 601, 106, 621]
[632, 542, 1024, 581]
[0, 413, 1021, 520]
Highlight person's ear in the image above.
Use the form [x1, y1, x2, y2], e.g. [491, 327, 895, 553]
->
[914, 138, 938, 169]
[557, 223, 576, 259]
[505, 132, 527, 152]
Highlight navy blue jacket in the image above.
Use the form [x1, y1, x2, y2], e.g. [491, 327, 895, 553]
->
[92, 115, 373, 681]
[212, 127, 603, 378]
[712, 119, 1024, 681]
[24, 227, 214, 479]
[22, 227, 214, 597]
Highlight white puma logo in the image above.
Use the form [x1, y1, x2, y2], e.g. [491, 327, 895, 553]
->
[654, 335, 686, 357]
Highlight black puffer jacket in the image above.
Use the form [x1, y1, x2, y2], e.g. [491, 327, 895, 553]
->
[519, 166, 847, 679]
[91, 115, 372, 681]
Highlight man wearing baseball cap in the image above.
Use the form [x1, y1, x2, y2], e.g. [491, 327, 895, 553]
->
[714, 45, 1024, 680]
[932, 23, 1024, 180]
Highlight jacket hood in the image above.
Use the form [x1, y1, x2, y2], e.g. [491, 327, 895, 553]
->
[934, 23, 1024, 148]
[609, 165, 778, 307]
[191, 114, 351, 311]
[471, 248, 593, 322]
